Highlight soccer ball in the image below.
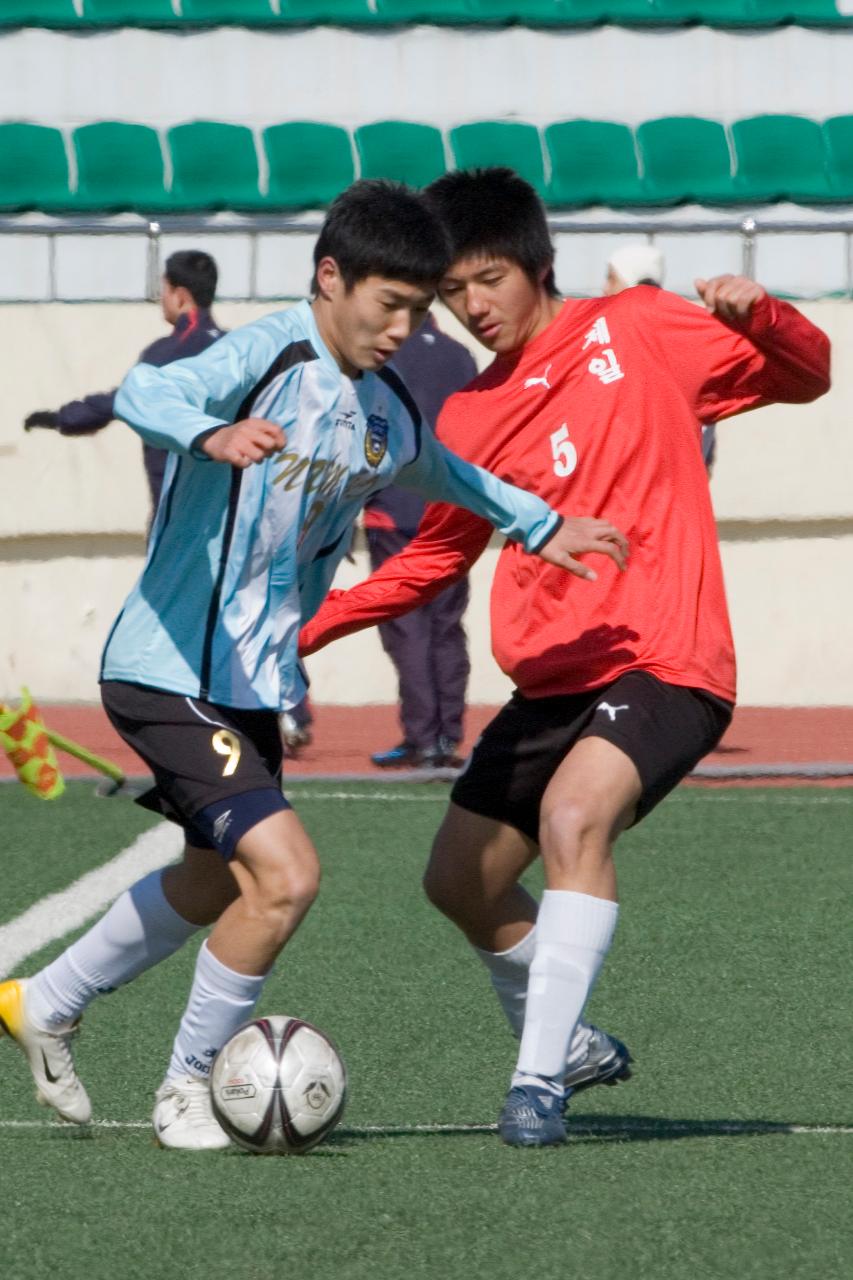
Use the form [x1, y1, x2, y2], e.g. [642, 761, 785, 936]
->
[210, 1016, 347, 1154]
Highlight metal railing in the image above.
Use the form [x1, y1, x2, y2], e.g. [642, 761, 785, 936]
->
[2, 212, 853, 301]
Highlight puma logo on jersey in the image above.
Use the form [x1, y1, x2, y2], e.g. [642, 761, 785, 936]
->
[597, 702, 629, 721]
[582, 317, 611, 349]
[524, 363, 552, 390]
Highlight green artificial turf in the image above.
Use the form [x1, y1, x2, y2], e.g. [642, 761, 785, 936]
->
[1, 783, 851, 1280]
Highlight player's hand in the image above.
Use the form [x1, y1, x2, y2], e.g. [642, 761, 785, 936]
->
[695, 275, 766, 320]
[537, 516, 629, 582]
[24, 410, 59, 432]
[202, 418, 285, 467]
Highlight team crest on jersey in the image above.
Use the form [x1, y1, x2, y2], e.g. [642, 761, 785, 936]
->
[364, 413, 389, 467]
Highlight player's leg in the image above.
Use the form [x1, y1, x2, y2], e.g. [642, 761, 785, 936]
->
[154, 805, 320, 1150]
[0, 840, 237, 1126]
[498, 738, 638, 1145]
[425, 794, 626, 1075]
[503, 673, 733, 1146]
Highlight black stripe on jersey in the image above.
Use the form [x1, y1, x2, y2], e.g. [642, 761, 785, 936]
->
[198, 339, 319, 700]
[200, 465, 242, 700]
[377, 365, 422, 458]
[313, 528, 348, 562]
[237, 338, 318, 420]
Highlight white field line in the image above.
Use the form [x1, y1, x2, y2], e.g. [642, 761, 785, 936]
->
[286, 790, 853, 805]
[0, 1118, 849, 1137]
[0, 824, 183, 979]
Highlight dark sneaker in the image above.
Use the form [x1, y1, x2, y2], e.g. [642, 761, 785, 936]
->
[564, 1026, 633, 1094]
[371, 742, 423, 768]
[433, 736, 464, 768]
[497, 1082, 567, 1148]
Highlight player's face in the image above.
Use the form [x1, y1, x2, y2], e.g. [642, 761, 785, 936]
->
[316, 261, 434, 375]
[438, 256, 558, 355]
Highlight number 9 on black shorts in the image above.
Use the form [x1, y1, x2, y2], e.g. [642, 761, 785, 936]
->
[101, 680, 290, 858]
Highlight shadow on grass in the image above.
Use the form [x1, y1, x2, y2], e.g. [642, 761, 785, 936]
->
[1, 1114, 843, 1155]
[326, 1114, 842, 1148]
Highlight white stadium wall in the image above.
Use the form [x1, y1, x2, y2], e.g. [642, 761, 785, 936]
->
[1, 299, 850, 707]
[2, 17, 852, 705]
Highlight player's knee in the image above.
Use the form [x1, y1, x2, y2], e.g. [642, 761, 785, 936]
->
[538, 796, 608, 871]
[422, 855, 466, 922]
[422, 858, 450, 913]
[246, 857, 320, 922]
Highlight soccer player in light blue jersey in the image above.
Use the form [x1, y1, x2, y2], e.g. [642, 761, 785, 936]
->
[0, 181, 627, 1150]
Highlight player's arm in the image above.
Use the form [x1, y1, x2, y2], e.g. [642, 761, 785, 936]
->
[300, 491, 628, 658]
[654, 277, 831, 422]
[299, 500, 492, 655]
[397, 427, 628, 574]
[114, 319, 290, 463]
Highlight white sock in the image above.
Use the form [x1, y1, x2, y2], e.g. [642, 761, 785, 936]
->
[475, 926, 594, 1062]
[475, 927, 537, 1038]
[167, 941, 267, 1083]
[514, 889, 618, 1090]
[27, 870, 199, 1029]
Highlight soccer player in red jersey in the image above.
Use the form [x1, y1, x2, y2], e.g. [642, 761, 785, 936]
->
[300, 168, 831, 1147]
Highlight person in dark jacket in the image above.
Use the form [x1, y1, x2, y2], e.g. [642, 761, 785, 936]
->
[365, 312, 478, 769]
[23, 250, 224, 510]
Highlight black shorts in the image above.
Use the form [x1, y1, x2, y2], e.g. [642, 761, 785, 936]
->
[101, 680, 289, 857]
[451, 670, 733, 843]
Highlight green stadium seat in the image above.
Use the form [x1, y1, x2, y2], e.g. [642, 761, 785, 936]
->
[637, 116, 735, 204]
[821, 116, 853, 200]
[355, 122, 446, 187]
[694, 1, 845, 27]
[81, 0, 180, 23]
[263, 123, 355, 208]
[449, 122, 546, 196]
[276, 0, 379, 20]
[179, 0, 275, 23]
[0, 0, 79, 26]
[0, 123, 71, 211]
[374, 0, 475, 20]
[168, 122, 264, 210]
[544, 120, 644, 206]
[72, 123, 170, 212]
[730, 115, 832, 202]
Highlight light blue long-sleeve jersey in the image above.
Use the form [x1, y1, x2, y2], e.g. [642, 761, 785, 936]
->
[103, 301, 559, 711]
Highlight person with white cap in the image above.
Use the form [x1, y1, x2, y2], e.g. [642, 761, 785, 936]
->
[604, 243, 665, 294]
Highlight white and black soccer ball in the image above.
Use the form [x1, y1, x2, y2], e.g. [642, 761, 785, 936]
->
[210, 1016, 347, 1154]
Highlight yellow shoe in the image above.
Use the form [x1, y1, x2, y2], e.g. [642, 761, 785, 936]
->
[0, 978, 92, 1124]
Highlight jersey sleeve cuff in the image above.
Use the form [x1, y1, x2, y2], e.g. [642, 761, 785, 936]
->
[525, 512, 563, 555]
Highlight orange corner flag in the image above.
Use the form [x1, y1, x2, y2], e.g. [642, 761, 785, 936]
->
[0, 688, 65, 800]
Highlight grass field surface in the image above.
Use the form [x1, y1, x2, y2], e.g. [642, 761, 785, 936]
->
[1, 781, 851, 1280]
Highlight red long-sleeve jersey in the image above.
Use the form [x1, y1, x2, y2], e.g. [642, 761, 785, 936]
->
[300, 288, 830, 703]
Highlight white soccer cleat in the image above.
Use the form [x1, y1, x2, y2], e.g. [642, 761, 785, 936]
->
[0, 977, 92, 1124]
[153, 1075, 233, 1151]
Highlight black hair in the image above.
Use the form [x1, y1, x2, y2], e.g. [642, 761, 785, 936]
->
[164, 250, 218, 308]
[637, 278, 662, 288]
[425, 167, 558, 297]
[312, 180, 450, 292]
